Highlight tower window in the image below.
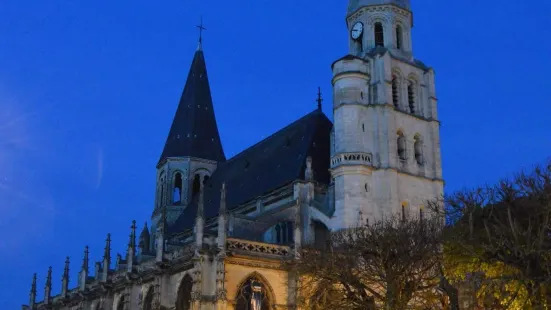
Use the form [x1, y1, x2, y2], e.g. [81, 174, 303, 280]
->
[192, 174, 201, 199]
[401, 203, 407, 222]
[160, 181, 165, 206]
[396, 25, 403, 50]
[397, 132, 406, 161]
[414, 135, 424, 165]
[408, 81, 416, 114]
[374, 22, 384, 47]
[392, 76, 399, 108]
[173, 173, 183, 204]
[203, 175, 210, 185]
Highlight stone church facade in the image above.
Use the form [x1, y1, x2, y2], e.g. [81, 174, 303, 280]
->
[23, 0, 443, 309]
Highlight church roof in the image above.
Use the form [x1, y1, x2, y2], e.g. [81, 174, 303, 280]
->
[168, 108, 332, 234]
[158, 45, 226, 166]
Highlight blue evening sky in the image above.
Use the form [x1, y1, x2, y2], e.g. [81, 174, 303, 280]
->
[1, 0, 550, 307]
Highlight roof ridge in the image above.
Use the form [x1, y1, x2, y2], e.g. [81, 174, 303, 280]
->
[222, 109, 325, 165]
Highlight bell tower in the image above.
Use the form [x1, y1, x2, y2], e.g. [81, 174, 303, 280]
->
[151, 40, 225, 235]
[330, 0, 443, 230]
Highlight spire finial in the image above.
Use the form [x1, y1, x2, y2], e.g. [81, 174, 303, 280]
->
[44, 266, 52, 304]
[316, 87, 323, 110]
[82, 246, 89, 273]
[129, 220, 137, 249]
[104, 233, 111, 261]
[196, 16, 207, 49]
[63, 256, 70, 279]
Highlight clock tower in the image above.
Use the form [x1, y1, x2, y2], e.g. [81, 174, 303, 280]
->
[330, 0, 444, 230]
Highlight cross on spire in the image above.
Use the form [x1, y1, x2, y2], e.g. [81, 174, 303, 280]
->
[316, 87, 323, 110]
[196, 16, 206, 44]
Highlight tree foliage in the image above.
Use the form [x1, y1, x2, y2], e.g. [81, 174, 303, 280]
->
[288, 215, 445, 310]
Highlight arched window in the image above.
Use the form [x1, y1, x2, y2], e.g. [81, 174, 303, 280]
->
[374, 22, 384, 47]
[173, 173, 183, 204]
[414, 135, 423, 165]
[392, 75, 400, 108]
[396, 25, 403, 50]
[407, 80, 416, 114]
[401, 203, 407, 222]
[265, 222, 294, 245]
[420, 206, 425, 222]
[235, 275, 272, 310]
[176, 275, 193, 310]
[203, 175, 210, 184]
[116, 295, 125, 310]
[192, 174, 201, 199]
[143, 288, 154, 310]
[397, 132, 406, 161]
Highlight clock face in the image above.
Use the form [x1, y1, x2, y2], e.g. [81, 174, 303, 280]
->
[351, 22, 364, 40]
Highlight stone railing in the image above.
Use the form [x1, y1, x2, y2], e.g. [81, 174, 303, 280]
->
[227, 238, 291, 257]
[331, 152, 373, 168]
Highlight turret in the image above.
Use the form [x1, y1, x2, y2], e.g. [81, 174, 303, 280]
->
[61, 257, 70, 298]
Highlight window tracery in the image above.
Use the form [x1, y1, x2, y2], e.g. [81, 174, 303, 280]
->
[235, 276, 271, 310]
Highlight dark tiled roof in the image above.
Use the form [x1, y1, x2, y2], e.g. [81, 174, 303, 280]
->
[158, 46, 226, 166]
[168, 109, 333, 234]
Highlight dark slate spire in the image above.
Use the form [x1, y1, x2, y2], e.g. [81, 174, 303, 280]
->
[158, 45, 226, 166]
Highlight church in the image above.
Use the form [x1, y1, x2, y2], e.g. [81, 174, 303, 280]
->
[23, 0, 443, 309]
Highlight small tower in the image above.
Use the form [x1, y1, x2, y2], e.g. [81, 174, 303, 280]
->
[29, 273, 37, 308]
[151, 33, 226, 238]
[79, 246, 89, 291]
[44, 267, 52, 305]
[330, 0, 443, 229]
[61, 257, 70, 298]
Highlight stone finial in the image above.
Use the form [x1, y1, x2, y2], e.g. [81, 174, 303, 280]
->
[127, 220, 137, 259]
[79, 246, 89, 291]
[305, 156, 314, 182]
[139, 222, 151, 254]
[61, 257, 70, 297]
[316, 87, 323, 110]
[29, 273, 37, 307]
[44, 267, 52, 304]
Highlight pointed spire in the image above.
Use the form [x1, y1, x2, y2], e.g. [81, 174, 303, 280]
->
[139, 222, 151, 254]
[102, 233, 111, 282]
[29, 273, 37, 307]
[126, 220, 137, 273]
[157, 34, 226, 166]
[79, 246, 89, 291]
[61, 256, 70, 297]
[82, 246, 89, 273]
[127, 220, 137, 256]
[44, 266, 52, 304]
